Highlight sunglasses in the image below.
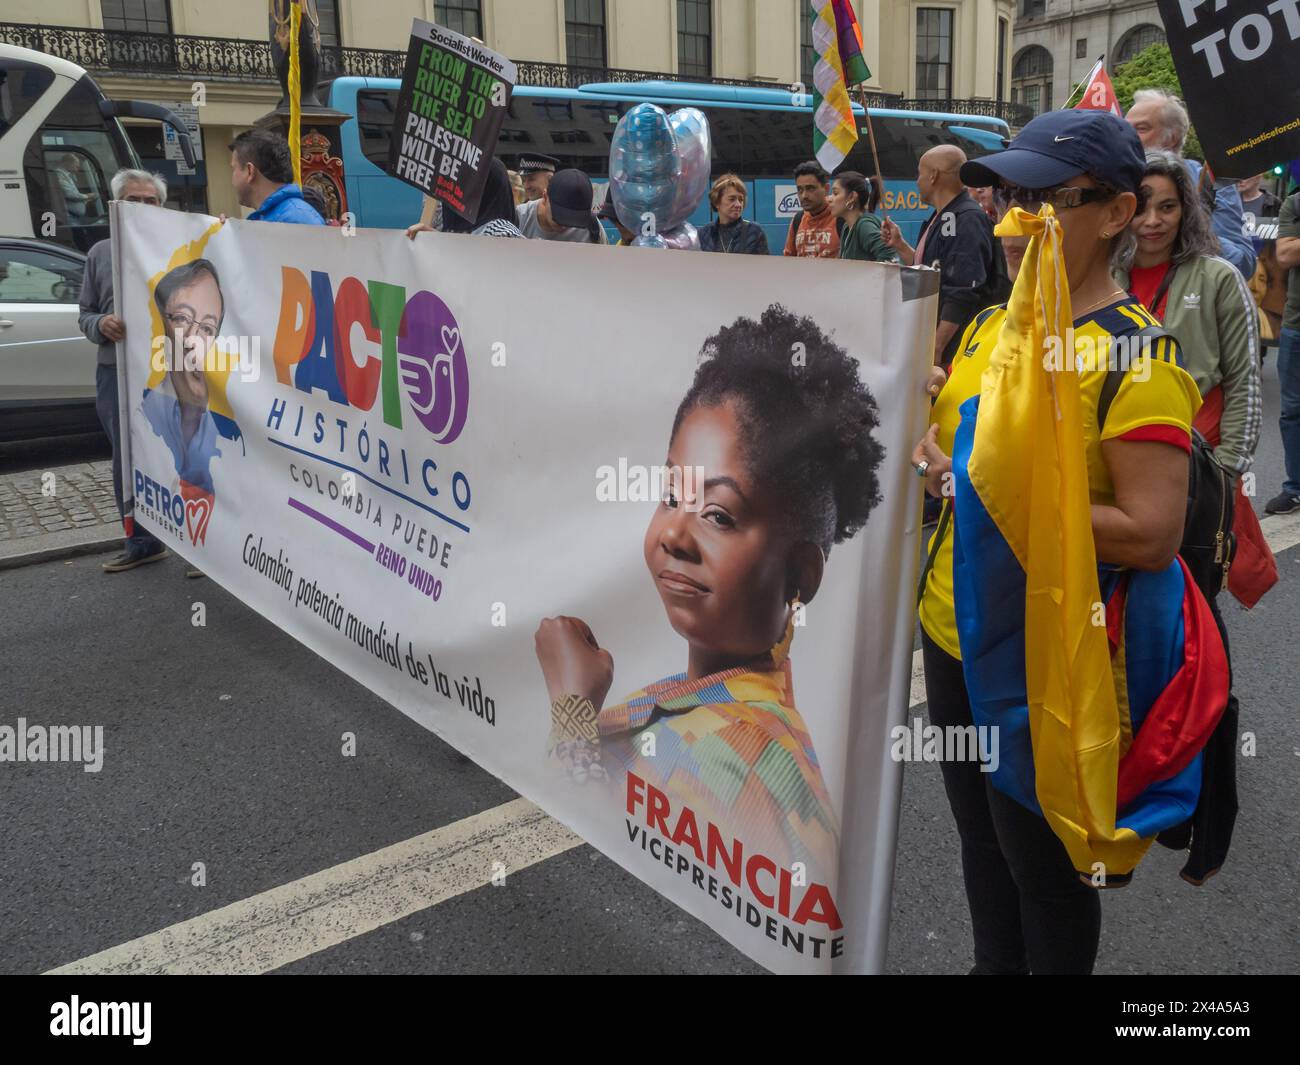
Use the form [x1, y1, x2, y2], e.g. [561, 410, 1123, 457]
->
[992, 184, 1119, 212]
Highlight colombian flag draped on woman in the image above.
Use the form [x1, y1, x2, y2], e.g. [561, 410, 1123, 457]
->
[810, 0, 870, 172]
[949, 205, 1230, 881]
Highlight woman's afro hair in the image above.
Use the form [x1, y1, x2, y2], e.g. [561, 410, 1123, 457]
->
[673, 304, 884, 554]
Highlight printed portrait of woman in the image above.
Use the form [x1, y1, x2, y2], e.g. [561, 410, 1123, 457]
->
[535, 304, 885, 884]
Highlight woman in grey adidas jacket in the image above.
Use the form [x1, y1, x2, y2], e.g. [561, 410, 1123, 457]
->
[1114, 150, 1261, 479]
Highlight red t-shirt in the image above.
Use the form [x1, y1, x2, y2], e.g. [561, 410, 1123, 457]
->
[1128, 260, 1173, 321]
[1123, 260, 1189, 453]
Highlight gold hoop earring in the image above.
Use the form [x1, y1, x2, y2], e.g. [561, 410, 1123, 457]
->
[770, 593, 800, 667]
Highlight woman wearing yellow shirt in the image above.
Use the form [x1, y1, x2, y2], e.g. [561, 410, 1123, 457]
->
[912, 111, 1202, 975]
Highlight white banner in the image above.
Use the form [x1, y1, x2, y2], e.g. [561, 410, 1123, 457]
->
[111, 202, 936, 973]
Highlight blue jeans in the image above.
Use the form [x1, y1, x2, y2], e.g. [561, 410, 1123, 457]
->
[95, 363, 161, 552]
[1280, 328, 1300, 496]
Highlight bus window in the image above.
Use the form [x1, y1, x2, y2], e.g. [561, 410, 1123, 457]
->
[737, 108, 807, 177]
[356, 88, 399, 168]
[43, 145, 110, 229]
[696, 106, 743, 173]
[848, 116, 919, 178]
[857, 116, 1004, 179]
[25, 75, 131, 251]
[0, 62, 55, 137]
[943, 124, 1006, 158]
[498, 95, 622, 176]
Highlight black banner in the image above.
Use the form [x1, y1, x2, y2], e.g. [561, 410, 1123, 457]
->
[1157, 0, 1300, 177]
[385, 19, 516, 222]
[2, 975, 1285, 1048]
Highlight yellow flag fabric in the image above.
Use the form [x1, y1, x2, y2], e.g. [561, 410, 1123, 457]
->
[289, 0, 302, 186]
[969, 206, 1150, 877]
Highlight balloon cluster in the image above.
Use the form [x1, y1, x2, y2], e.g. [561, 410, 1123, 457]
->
[608, 103, 712, 249]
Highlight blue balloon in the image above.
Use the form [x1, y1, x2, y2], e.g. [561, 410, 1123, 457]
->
[609, 104, 677, 231]
[609, 103, 712, 242]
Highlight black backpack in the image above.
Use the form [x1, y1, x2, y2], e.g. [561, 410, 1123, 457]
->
[1098, 324, 1235, 601]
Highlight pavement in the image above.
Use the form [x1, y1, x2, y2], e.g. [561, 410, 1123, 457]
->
[0, 460, 123, 569]
[1, 357, 1297, 975]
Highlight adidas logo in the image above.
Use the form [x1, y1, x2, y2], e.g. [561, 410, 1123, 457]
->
[1183, 292, 1201, 308]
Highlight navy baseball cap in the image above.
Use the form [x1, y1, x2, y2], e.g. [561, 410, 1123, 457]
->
[547, 168, 596, 229]
[960, 109, 1146, 194]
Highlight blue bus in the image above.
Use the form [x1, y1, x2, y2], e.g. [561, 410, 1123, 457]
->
[327, 77, 1010, 250]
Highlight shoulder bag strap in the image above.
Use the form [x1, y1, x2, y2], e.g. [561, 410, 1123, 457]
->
[1097, 323, 1175, 428]
[916, 501, 952, 608]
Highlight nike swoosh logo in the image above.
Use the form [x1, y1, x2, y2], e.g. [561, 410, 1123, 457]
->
[1054, 135, 1075, 142]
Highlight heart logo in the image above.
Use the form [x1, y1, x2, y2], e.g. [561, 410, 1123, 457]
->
[184, 496, 213, 546]
[440, 325, 461, 355]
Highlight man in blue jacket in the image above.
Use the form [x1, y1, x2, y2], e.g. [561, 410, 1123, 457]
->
[228, 128, 325, 225]
[1126, 89, 1255, 279]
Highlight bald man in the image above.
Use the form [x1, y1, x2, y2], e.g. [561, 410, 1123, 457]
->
[883, 145, 1008, 365]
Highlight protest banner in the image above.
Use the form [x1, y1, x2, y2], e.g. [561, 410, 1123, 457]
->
[111, 202, 936, 973]
[385, 19, 516, 221]
[1156, 0, 1300, 176]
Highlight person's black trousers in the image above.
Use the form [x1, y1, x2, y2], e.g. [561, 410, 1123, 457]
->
[920, 630, 1101, 974]
[96, 363, 161, 552]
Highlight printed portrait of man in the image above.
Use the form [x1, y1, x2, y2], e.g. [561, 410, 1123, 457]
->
[142, 259, 225, 496]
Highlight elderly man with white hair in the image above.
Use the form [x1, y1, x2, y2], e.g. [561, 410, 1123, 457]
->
[78, 169, 172, 572]
[1126, 88, 1256, 279]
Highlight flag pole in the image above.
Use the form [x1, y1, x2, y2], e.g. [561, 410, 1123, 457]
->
[1063, 55, 1105, 109]
[289, 0, 303, 186]
[855, 83, 884, 205]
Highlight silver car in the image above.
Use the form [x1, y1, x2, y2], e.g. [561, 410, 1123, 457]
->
[0, 237, 100, 440]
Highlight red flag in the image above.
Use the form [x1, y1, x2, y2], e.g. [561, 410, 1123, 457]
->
[1074, 58, 1123, 117]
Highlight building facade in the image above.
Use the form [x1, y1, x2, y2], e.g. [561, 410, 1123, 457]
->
[1011, 0, 1166, 119]
[3, 1, 1019, 219]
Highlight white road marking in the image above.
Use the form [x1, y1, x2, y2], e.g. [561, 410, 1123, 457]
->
[1261, 510, 1300, 556]
[909, 646, 926, 709]
[45, 798, 581, 975]
[45, 511, 1298, 975]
